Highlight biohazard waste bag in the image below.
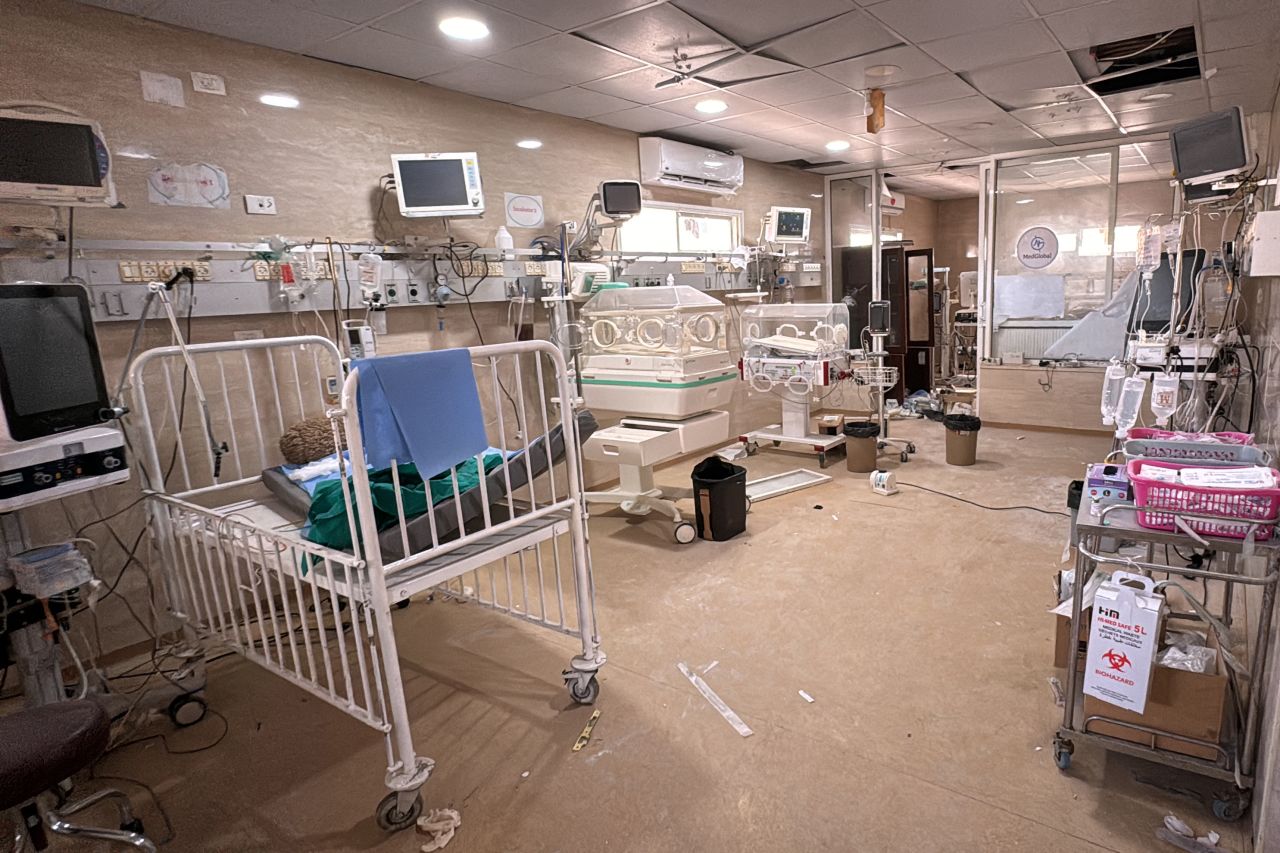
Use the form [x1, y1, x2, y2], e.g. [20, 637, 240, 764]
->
[1083, 571, 1165, 714]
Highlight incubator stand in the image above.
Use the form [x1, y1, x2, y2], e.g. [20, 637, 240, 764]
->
[737, 303, 852, 468]
[577, 286, 736, 543]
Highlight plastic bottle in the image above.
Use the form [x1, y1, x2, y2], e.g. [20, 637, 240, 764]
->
[1150, 372, 1179, 427]
[665, 273, 675, 286]
[1100, 359, 1126, 426]
[1114, 374, 1148, 438]
[494, 226, 514, 257]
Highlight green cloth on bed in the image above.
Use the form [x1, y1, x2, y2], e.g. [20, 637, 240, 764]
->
[306, 452, 504, 552]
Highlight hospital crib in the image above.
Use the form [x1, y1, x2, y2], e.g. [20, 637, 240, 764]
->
[127, 335, 605, 832]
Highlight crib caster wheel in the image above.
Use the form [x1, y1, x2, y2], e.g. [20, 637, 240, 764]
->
[1212, 790, 1249, 822]
[120, 818, 145, 835]
[900, 451, 909, 463]
[744, 441, 759, 455]
[1053, 737, 1073, 771]
[745, 496, 753, 513]
[395, 598, 411, 610]
[674, 522, 696, 544]
[567, 675, 600, 705]
[375, 792, 423, 832]
[907, 442, 917, 454]
[168, 694, 207, 728]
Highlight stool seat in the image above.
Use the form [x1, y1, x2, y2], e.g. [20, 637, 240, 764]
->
[0, 700, 109, 810]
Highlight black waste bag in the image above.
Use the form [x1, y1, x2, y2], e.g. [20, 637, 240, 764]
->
[842, 421, 881, 439]
[943, 414, 982, 433]
[691, 456, 747, 542]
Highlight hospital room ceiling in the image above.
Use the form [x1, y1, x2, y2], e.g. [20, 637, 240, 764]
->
[80, 0, 1280, 182]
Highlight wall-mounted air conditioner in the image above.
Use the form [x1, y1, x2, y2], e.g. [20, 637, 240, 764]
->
[639, 137, 744, 195]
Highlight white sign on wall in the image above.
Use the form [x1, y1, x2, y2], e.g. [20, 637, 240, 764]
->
[1016, 226, 1059, 269]
[504, 193, 544, 229]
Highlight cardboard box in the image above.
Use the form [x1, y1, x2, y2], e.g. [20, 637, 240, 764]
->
[1054, 613, 1089, 672]
[1082, 631, 1229, 761]
[1084, 572, 1165, 714]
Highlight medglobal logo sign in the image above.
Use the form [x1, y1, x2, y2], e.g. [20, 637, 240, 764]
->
[1016, 226, 1059, 270]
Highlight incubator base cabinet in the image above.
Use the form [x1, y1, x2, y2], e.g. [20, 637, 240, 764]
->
[576, 285, 736, 543]
[737, 303, 853, 468]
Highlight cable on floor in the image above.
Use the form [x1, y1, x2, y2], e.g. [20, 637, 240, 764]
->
[896, 481, 1070, 517]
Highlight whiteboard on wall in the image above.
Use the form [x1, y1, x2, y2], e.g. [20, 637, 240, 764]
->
[993, 274, 1067, 325]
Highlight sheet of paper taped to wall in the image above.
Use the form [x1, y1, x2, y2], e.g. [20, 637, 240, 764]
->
[139, 70, 185, 108]
[147, 162, 231, 209]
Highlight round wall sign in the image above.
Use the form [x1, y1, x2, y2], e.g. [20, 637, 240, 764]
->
[1016, 226, 1059, 269]
[505, 194, 544, 228]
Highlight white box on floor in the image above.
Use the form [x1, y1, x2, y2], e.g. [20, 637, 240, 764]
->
[1083, 572, 1164, 714]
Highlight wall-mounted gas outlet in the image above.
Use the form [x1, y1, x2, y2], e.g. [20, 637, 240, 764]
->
[244, 194, 277, 215]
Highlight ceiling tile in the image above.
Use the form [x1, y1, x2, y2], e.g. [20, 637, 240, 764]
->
[696, 55, 804, 87]
[488, 34, 642, 85]
[74, 0, 161, 13]
[731, 138, 814, 162]
[476, 0, 654, 30]
[1208, 89, 1277, 115]
[654, 90, 766, 120]
[308, 27, 472, 79]
[899, 94, 1008, 124]
[1199, 12, 1280, 52]
[964, 52, 1083, 108]
[670, 0, 856, 49]
[1204, 44, 1277, 76]
[283, 0, 411, 24]
[711, 108, 812, 133]
[145, 0, 351, 52]
[1027, 113, 1121, 138]
[866, 125, 950, 147]
[421, 60, 565, 100]
[1115, 99, 1211, 132]
[728, 70, 850, 105]
[935, 121, 1044, 150]
[591, 105, 694, 132]
[372, 0, 557, 57]
[582, 67, 714, 104]
[867, 0, 1032, 43]
[577, 4, 732, 69]
[1009, 99, 1108, 127]
[1102, 78, 1203, 111]
[817, 44, 947, 90]
[516, 85, 638, 117]
[671, 124, 761, 151]
[883, 74, 979, 107]
[920, 23, 1059, 74]
[760, 10, 901, 67]
[786, 91, 867, 122]
[826, 107, 920, 133]
[1041, 0, 1195, 51]
[769, 122, 880, 155]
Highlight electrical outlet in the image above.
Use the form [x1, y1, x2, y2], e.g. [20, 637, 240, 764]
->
[244, 194, 277, 215]
[406, 284, 423, 303]
[486, 262, 505, 277]
[524, 262, 545, 276]
[383, 283, 400, 304]
[562, 221, 578, 234]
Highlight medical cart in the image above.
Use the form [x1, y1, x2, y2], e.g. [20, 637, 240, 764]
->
[1054, 502, 1280, 820]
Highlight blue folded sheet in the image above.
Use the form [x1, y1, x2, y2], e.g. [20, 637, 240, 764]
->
[351, 349, 490, 477]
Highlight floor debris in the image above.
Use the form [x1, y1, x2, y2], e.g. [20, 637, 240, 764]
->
[416, 808, 461, 852]
[677, 662, 753, 737]
[1047, 677, 1065, 707]
[798, 690, 814, 703]
[573, 710, 602, 752]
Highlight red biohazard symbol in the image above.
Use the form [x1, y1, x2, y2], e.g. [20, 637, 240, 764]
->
[1102, 649, 1131, 672]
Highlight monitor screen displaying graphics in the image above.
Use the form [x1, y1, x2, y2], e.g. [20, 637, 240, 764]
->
[766, 206, 811, 244]
[391, 153, 484, 217]
[1170, 107, 1248, 185]
[0, 110, 117, 206]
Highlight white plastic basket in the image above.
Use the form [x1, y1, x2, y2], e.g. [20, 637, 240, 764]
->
[853, 366, 898, 388]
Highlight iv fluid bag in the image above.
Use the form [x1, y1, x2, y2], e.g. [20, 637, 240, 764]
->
[1200, 264, 1231, 331]
[1151, 373, 1178, 427]
[1100, 360, 1126, 426]
[1115, 375, 1147, 438]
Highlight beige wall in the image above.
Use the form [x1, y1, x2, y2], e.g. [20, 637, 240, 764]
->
[0, 0, 826, 660]
[935, 198, 980, 281]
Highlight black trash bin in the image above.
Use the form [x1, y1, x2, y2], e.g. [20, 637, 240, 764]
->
[691, 456, 748, 542]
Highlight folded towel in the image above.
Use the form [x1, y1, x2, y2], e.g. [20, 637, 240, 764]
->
[352, 350, 489, 477]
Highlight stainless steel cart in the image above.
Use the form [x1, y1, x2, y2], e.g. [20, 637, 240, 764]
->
[1054, 502, 1280, 821]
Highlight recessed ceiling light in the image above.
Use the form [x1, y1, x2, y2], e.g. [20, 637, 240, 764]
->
[439, 16, 489, 40]
[825, 139, 851, 152]
[695, 98, 728, 114]
[866, 64, 901, 79]
[1016, 198, 1034, 204]
[1138, 91, 1175, 102]
[810, 193, 823, 198]
[516, 139, 542, 149]
[259, 93, 299, 108]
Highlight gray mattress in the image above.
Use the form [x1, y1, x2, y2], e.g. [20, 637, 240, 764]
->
[263, 410, 597, 560]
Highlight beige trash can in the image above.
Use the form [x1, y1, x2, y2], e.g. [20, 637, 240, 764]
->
[943, 415, 981, 466]
[844, 421, 880, 473]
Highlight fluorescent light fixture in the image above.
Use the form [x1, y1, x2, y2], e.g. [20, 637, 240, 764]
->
[259, 93, 300, 108]
[516, 139, 543, 149]
[825, 139, 851, 152]
[115, 147, 156, 160]
[810, 193, 823, 198]
[1016, 198, 1034, 204]
[439, 16, 489, 40]
[695, 98, 728, 114]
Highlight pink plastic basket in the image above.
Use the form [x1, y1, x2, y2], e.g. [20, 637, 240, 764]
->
[1127, 459, 1280, 541]
[1127, 428, 1255, 446]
